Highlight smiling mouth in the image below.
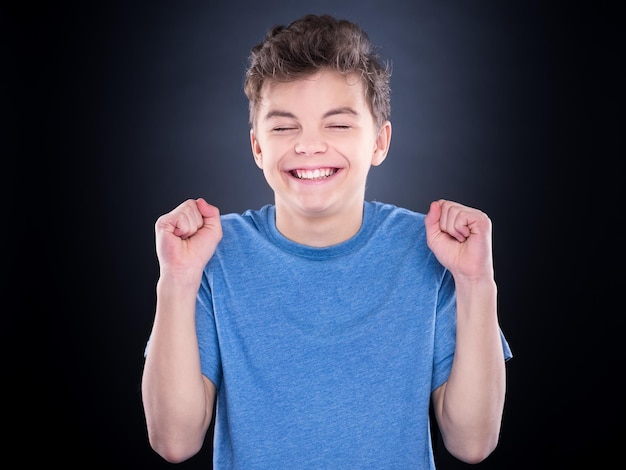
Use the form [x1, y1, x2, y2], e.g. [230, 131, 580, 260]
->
[290, 168, 338, 180]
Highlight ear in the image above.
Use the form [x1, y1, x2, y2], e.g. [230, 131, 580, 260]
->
[371, 120, 392, 167]
[250, 128, 263, 169]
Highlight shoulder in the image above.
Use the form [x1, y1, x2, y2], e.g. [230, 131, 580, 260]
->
[213, 205, 275, 255]
[367, 200, 424, 217]
[363, 201, 432, 258]
[366, 201, 426, 232]
[219, 205, 272, 232]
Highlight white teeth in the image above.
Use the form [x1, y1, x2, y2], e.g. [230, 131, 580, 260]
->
[294, 168, 336, 179]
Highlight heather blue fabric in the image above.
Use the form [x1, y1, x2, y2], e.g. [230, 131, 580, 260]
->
[195, 201, 512, 469]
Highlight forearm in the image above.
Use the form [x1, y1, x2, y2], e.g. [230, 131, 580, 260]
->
[435, 278, 506, 463]
[141, 277, 213, 463]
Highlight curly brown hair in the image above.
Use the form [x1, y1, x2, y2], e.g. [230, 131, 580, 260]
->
[244, 14, 391, 129]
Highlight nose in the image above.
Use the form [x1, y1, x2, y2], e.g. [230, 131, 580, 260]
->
[294, 130, 328, 155]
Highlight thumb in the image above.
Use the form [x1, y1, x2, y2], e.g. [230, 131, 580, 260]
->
[424, 200, 442, 236]
[195, 197, 220, 220]
[195, 198, 223, 242]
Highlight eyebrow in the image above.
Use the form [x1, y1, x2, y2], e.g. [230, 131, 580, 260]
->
[264, 107, 359, 120]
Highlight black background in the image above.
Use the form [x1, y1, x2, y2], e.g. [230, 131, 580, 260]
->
[4, 1, 622, 468]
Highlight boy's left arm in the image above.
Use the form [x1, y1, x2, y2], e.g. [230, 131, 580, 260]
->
[425, 199, 507, 464]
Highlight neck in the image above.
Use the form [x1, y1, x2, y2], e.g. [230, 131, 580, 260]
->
[275, 202, 364, 247]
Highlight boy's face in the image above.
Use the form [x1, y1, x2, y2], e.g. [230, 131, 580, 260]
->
[250, 69, 391, 223]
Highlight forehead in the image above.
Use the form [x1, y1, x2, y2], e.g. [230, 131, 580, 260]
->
[259, 69, 367, 111]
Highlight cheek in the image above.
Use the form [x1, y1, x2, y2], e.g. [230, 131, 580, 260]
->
[347, 142, 378, 167]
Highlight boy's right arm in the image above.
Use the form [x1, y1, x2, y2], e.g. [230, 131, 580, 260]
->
[141, 198, 223, 463]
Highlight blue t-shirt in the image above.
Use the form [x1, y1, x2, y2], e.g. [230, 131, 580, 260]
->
[195, 201, 512, 469]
